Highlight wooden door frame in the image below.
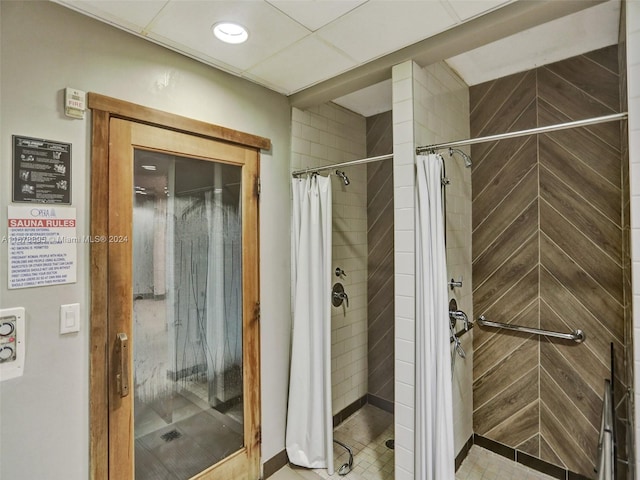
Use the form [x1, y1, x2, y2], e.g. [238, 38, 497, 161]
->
[88, 94, 269, 480]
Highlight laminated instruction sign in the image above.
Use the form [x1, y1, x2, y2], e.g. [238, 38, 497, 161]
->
[7, 206, 77, 289]
[13, 135, 71, 204]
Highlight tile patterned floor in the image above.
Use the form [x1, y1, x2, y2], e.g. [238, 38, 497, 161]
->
[319, 406, 394, 480]
[270, 465, 324, 480]
[455, 446, 556, 480]
[273, 442, 557, 480]
[275, 404, 395, 480]
[271, 405, 556, 480]
[314, 404, 395, 480]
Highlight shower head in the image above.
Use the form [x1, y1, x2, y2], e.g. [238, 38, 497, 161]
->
[335, 170, 350, 185]
[449, 148, 472, 168]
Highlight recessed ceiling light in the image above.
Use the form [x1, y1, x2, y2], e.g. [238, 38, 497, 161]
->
[212, 22, 248, 44]
[141, 165, 156, 171]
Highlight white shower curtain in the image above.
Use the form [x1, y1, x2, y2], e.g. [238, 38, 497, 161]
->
[286, 175, 334, 473]
[415, 154, 455, 480]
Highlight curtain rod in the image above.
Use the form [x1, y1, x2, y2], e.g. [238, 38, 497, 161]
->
[416, 112, 628, 154]
[291, 153, 393, 177]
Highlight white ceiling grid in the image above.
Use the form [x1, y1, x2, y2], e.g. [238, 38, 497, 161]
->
[54, 0, 619, 116]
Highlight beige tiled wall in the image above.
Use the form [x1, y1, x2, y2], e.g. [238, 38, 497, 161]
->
[392, 60, 472, 479]
[331, 162, 369, 414]
[415, 61, 473, 459]
[291, 104, 369, 415]
[416, 63, 473, 462]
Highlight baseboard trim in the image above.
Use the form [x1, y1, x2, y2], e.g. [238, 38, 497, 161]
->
[367, 393, 393, 414]
[263, 449, 289, 479]
[455, 435, 474, 471]
[333, 395, 368, 427]
[473, 434, 591, 480]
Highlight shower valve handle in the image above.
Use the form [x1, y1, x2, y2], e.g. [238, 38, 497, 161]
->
[333, 291, 349, 308]
[332, 283, 349, 308]
[340, 292, 349, 308]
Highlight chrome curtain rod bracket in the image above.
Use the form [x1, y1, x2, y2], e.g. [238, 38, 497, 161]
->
[476, 315, 586, 343]
[292, 153, 393, 178]
[416, 112, 628, 155]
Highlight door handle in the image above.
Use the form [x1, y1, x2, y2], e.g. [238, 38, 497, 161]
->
[115, 332, 130, 398]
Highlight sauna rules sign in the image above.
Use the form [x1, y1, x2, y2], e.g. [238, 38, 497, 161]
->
[6, 206, 77, 289]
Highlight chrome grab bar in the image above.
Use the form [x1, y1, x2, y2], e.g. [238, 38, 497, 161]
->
[476, 315, 585, 343]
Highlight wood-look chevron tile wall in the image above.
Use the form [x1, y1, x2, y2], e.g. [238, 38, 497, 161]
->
[366, 111, 394, 407]
[470, 45, 626, 477]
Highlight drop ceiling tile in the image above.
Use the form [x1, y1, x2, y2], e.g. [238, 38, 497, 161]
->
[266, 0, 368, 31]
[54, 0, 622, 117]
[148, 0, 311, 71]
[333, 79, 392, 117]
[446, 0, 621, 86]
[444, 0, 513, 22]
[316, 0, 457, 63]
[54, 0, 167, 32]
[246, 35, 357, 94]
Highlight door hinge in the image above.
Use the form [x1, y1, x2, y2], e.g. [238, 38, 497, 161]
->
[255, 176, 261, 197]
[254, 302, 261, 323]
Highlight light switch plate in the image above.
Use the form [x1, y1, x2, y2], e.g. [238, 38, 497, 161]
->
[60, 303, 80, 334]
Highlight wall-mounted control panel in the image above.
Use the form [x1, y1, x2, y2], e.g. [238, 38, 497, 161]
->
[0, 307, 25, 382]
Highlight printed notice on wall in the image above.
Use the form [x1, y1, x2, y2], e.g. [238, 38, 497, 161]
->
[7, 206, 77, 289]
[13, 135, 71, 204]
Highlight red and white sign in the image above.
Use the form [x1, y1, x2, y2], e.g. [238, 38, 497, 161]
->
[7, 206, 77, 289]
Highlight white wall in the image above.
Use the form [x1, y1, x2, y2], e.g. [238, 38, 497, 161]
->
[0, 2, 292, 478]
[392, 60, 472, 479]
[391, 61, 418, 480]
[290, 104, 369, 415]
[628, 0, 640, 470]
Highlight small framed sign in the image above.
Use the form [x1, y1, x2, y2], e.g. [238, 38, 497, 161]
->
[12, 135, 71, 204]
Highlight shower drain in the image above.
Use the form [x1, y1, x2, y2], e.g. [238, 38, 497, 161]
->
[160, 429, 182, 442]
[385, 439, 395, 450]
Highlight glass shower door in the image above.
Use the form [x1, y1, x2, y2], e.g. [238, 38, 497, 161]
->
[132, 150, 244, 479]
